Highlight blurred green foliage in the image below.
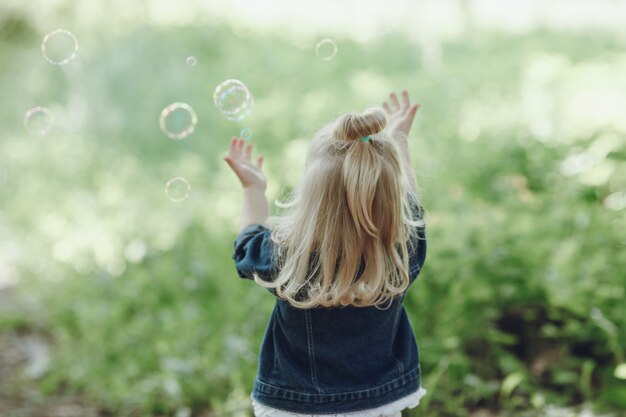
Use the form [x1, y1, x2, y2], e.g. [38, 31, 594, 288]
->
[1, 7, 625, 417]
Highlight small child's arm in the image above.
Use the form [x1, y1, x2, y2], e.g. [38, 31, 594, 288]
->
[382, 90, 421, 193]
[223, 137, 270, 232]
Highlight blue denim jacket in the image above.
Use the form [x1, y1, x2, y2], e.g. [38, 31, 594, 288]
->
[231, 196, 427, 413]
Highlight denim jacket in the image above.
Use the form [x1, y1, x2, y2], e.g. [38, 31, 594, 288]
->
[231, 195, 427, 413]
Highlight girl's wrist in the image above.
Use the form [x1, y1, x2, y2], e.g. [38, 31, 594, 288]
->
[243, 184, 267, 192]
[240, 185, 270, 231]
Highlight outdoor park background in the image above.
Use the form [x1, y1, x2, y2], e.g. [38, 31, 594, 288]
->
[0, 0, 625, 416]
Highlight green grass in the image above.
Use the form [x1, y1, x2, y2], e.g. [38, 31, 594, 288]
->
[1, 12, 625, 417]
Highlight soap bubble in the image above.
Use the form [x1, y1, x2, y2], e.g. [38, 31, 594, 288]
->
[165, 177, 190, 202]
[315, 39, 338, 61]
[41, 29, 79, 66]
[213, 79, 254, 122]
[159, 102, 198, 140]
[186, 56, 197, 66]
[24, 106, 54, 135]
[240, 128, 253, 142]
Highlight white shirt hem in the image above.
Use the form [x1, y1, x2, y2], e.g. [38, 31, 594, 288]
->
[251, 387, 427, 417]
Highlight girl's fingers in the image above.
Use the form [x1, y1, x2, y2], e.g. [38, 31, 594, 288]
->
[236, 137, 244, 158]
[237, 138, 244, 156]
[227, 135, 263, 168]
[401, 90, 410, 112]
[382, 101, 391, 114]
[228, 136, 238, 157]
[403, 104, 420, 128]
[406, 103, 419, 120]
[390, 92, 400, 112]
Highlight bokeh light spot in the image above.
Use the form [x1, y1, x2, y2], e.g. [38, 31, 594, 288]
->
[604, 190, 626, 211]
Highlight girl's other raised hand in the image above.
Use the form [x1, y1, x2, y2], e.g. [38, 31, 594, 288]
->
[382, 90, 421, 139]
[223, 137, 267, 191]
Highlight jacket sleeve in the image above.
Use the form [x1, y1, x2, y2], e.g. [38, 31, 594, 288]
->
[407, 192, 427, 285]
[232, 224, 279, 294]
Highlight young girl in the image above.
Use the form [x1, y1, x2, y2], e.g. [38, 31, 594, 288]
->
[223, 90, 427, 417]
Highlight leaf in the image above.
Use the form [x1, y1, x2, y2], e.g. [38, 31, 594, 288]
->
[501, 372, 524, 398]
[615, 363, 626, 380]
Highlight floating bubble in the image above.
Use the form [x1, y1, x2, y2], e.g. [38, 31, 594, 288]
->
[213, 79, 254, 122]
[165, 177, 190, 202]
[159, 102, 198, 140]
[24, 106, 54, 135]
[240, 128, 253, 142]
[315, 38, 338, 61]
[186, 56, 197, 66]
[41, 29, 79, 66]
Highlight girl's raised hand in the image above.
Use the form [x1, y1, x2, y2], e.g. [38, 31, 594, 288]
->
[223, 137, 267, 191]
[382, 90, 421, 138]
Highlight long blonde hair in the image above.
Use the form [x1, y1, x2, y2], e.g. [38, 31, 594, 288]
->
[255, 107, 424, 309]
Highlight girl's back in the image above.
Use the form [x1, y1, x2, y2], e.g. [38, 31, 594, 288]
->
[225, 91, 427, 416]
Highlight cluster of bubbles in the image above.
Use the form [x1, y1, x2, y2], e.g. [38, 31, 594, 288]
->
[160, 102, 196, 201]
[159, 102, 198, 140]
[213, 79, 254, 122]
[315, 38, 338, 61]
[25, 30, 77, 136]
[161, 79, 256, 202]
[34, 30, 344, 203]
[24, 106, 54, 135]
[165, 177, 191, 202]
[41, 29, 79, 66]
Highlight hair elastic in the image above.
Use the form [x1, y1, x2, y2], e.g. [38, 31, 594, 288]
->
[359, 135, 371, 142]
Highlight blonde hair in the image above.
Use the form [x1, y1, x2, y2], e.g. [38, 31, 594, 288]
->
[255, 107, 424, 309]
